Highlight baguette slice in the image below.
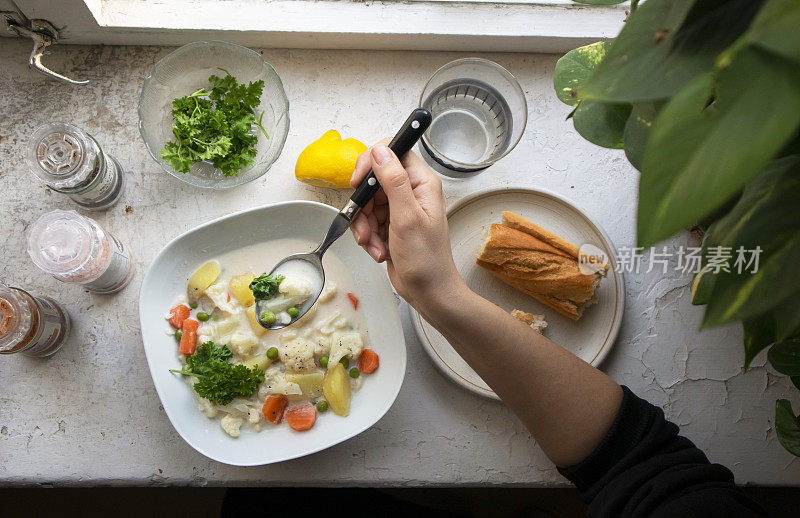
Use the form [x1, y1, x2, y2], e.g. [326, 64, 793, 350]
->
[477, 212, 607, 320]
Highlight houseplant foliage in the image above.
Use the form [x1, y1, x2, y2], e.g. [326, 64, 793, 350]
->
[554, 0, 800, 456]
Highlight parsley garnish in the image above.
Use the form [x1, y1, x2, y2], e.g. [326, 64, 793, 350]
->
[160, 68, 269, 177]
[170, 341, 265, 405]
[249, 273, 284, 301]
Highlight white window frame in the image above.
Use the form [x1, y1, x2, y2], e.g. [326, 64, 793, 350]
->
[11, 0, 628, 52]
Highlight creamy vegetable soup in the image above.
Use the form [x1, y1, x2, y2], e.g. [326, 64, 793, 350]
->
[165, 239, 379, 437]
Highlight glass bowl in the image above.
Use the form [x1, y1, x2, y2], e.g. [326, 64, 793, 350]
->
[138, 41, 290, 189]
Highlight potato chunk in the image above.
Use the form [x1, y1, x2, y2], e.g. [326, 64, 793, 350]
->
[188, 261, 221, 301]
[245, 306, 267, 337]
[229, 272, 256, 306]
[286, 372, 324, 398]
[243, 354, 271, 372]
[323, 363, 351, 417]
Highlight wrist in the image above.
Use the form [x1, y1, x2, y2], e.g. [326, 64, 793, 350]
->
[410, 273, 473, 325]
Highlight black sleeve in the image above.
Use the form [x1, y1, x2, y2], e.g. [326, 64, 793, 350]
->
[557, 386, 768, 518]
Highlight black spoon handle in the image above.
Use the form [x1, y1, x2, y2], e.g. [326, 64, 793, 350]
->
[349, 108, 433, 209]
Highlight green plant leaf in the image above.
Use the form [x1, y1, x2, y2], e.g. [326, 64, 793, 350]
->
[572, 101, 632, 149]
[745, 0, 800, 62]
[637, 49, 800, 247]
[768, 339, 800, 376]
[701, 157, 800, 326]
[743, 314, 777, 371]
[775, 399, 800, 457]
[554, 42, 611, 106]
[582, 0, 761, 102]
[623, 101, 662, 170]
[691, 157, 797, 306]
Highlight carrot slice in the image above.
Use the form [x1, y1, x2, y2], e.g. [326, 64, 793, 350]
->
[285, 404, 317, 431]
[262, 395, 288, 424]
[347, 292, 359, 310]
[168, 304, 191, 329]
[359, 349, 379, 374]
[179, 319, 199, 355]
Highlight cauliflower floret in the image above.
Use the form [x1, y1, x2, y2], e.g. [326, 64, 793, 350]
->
[276, 311, 292, 325]
[248, 407, 262, 424]
[197, 397, 217, 418]
[317, 311, 342, 336]
[314, 336, 331, 356]
[259, 366, 303, 396]
[229, 331, 258, 356]
[318, 282, 337, 303]
[220, 414, 244, 438]
[351, 375, 364, 392]
[197, 312, 240, 344]
[334, 316, 348, 330]
[279, 338, 316, 372]
[327, 332, 363, 370]
[203, 283, 238, 314]
[279, 275, 313, 300]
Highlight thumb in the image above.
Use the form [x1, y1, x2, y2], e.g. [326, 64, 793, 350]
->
[370, 143, 418, 212]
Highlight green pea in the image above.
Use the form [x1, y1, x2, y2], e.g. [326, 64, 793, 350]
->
[267, 347, 279, 360]
[287, 306, 300, 318]
[174, 330, 183, 342]
[316, 400, 328, 412]
[196, 312, 210, 321]
[189, 301, 198, 309]
[260, 310, 276, 325]
[349, 368, 360, 379]
[339, 356, 349, 369]
[319, 355, 329, 368]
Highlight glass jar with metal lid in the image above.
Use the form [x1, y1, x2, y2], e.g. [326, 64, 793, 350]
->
[26, 122, 126, 211]
[0, 284, 70, 357]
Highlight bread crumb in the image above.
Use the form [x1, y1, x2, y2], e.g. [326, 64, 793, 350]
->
[511, 309, 547, 333]
[125, 205, 133, 214]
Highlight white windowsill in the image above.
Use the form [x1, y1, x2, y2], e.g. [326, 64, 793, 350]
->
[21, 0, 628, 52]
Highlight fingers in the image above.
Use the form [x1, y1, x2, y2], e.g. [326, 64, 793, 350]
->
[370, 143, 419, 216]
[350, 211, 387, 262]
[350, 212, 371, 246]
[350, 137, 392, 189]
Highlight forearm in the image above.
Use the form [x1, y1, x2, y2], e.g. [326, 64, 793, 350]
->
[416, 281, 622, 467]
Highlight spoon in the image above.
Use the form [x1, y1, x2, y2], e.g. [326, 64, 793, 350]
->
[256, 108, 433, 329]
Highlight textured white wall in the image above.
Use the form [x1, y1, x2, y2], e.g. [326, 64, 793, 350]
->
[0, 41, 798, 486]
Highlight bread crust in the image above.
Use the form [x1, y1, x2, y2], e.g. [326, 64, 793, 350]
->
[477, 213, 605, 320]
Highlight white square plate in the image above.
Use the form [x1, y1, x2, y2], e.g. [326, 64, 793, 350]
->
[139, 201, 406, 465]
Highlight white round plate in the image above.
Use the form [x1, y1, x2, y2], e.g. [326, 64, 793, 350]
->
[139, 201, 406, 465]
[410, 187, 625, 400]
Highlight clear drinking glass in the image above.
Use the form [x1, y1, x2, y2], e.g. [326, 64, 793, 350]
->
[419, 58, 527, 176]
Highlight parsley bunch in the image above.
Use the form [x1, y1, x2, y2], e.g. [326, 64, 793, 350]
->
[161, 69, 269, 177]
[170, 341, 265, 406]
[249, 273, 284, 300]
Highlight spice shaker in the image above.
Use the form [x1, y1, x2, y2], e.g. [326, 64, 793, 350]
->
[26, 122, 126, 211]
[0, 285, 70, 357]
[27, 210, 134, 294]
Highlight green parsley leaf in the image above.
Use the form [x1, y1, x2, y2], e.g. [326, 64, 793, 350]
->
[170, 341, 264, 406]
[160, 70, 269, 177]
[249, 273, 284, 301]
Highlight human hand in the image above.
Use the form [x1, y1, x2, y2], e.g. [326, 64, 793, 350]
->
[349, 140, 465, 308]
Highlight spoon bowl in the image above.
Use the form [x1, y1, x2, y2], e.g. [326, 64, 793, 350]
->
[255, 253, 324, 330]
